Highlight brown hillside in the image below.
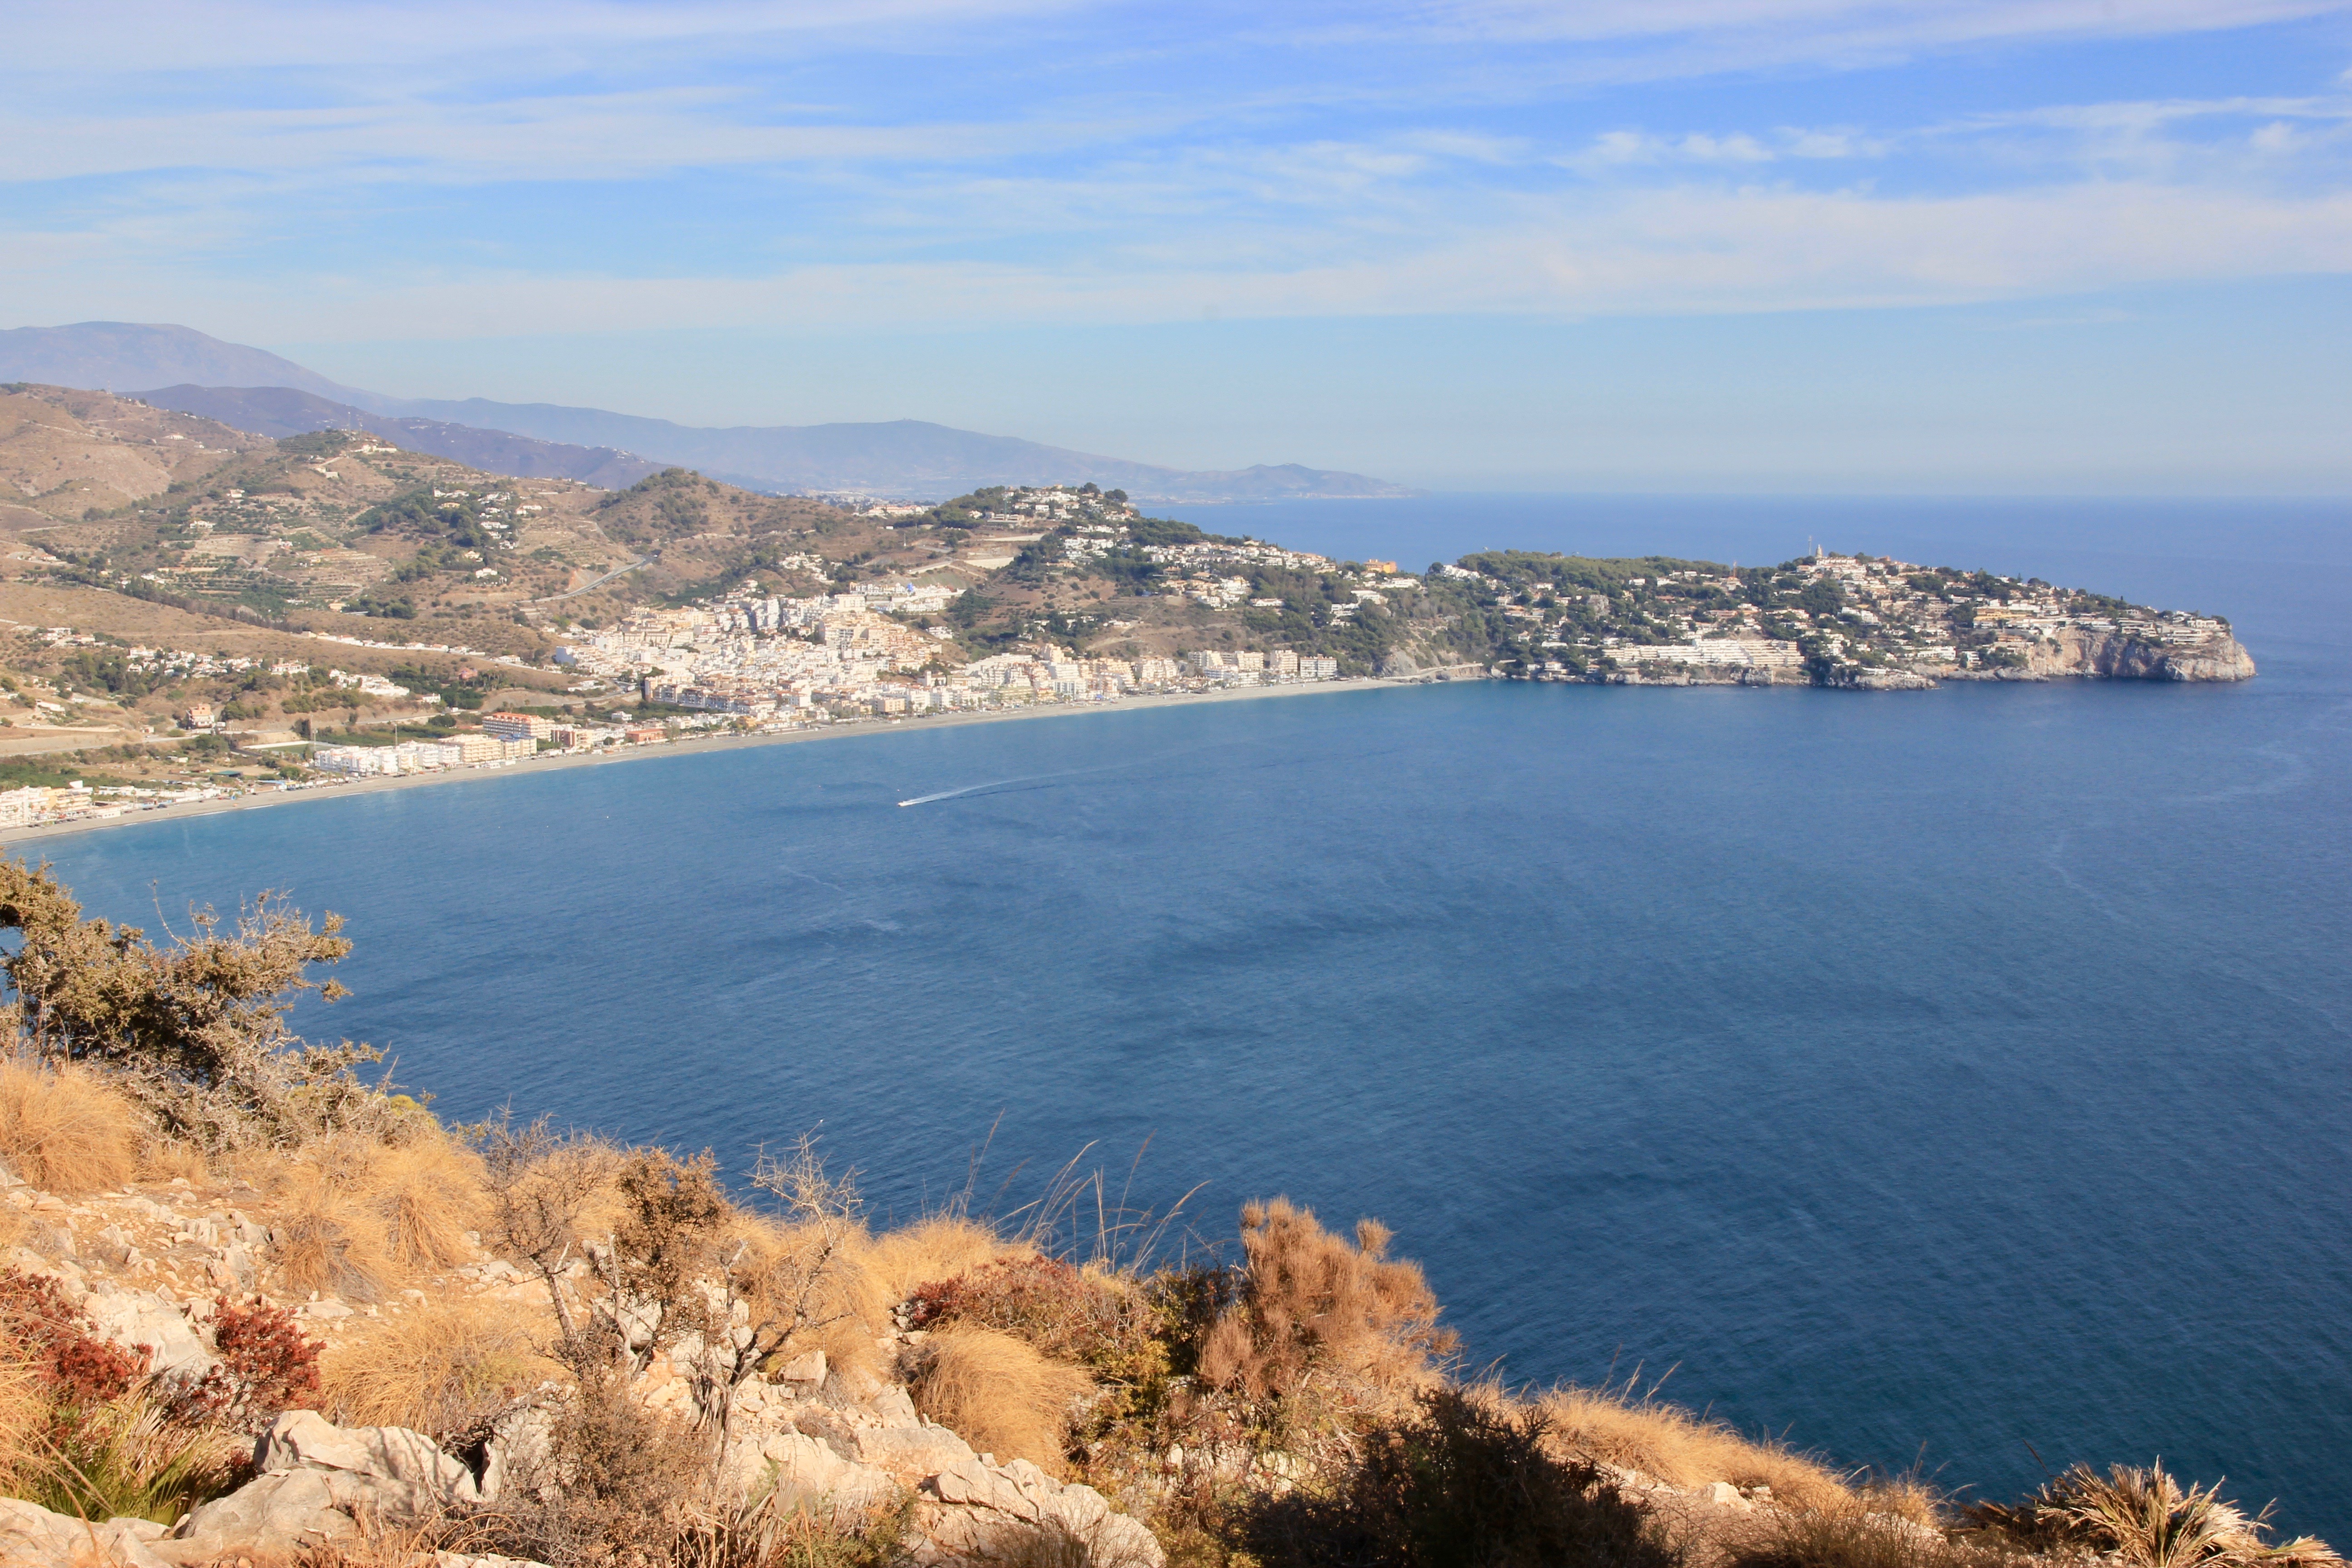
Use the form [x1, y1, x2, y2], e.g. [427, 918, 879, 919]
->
[0, 385, 269, 523]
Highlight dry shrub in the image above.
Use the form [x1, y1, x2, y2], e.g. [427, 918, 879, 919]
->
[1198, 1198, 1455, 1402]
[0, 1059, 138, 1194]
[732, 1211, 890, 1384]
[1240, 1387, 1680, 1568]
[863, 1215, 1022, 1305]
[910, 1324, 1093, 1475]
[469, 1114, 627, 1339]
[477, 1365, 713, 1568]
[0, 1266, 147, 1414]
[322, 1296, 560, 1440]
[1534, 1384, 1861, 1516]
[167, 1296, 322, 1432]
[1730, 1509, 2023, 1568]
[671, 1488, 913, 1568]
[909, 1255, 1139, 1367]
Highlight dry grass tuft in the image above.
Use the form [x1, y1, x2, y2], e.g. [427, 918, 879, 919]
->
[1970, 1462, 2341, 1568]
[355, 1132, 485, 1274]
[910, 1324, 1093, 1475]
[0, 1349, 49, 1492]
[321, 1295, 561, 1440]
[1730, 1507, 2023, 1568]
[0, 1060, 139, 1195]
[863, 1215, 1024, 1305]
[240, 1123, 488, 1298]
[24, 1388, 245, 1524]
[268, 1183, 393, 1302]
[1533, 1383, 1863, 1516]
[133, 1132, 208, 1184]
[671, 1489, 913, 1568]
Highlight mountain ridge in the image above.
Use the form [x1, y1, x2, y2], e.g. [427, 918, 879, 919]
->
[128, 384, 667, 490]
[0, 321, 1414, 502]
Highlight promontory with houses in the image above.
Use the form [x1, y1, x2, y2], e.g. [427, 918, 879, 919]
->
[0, 382, 2254, 828]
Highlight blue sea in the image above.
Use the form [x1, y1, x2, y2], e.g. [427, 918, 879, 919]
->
[34, 495, 2352, 1539]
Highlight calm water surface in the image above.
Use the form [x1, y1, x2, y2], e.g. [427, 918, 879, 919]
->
[36, 498, 2352, 1537]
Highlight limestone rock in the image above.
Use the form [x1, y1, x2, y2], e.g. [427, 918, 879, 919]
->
[2034, 627, 2258, 683]
[778, 1349, 827, 1398]
[478, 1401, 555, 1504]
[916, 1456, 1162, 1568]
[161, 1470, 358, 1561]
[852, 1421, 977, 1478]
[0, 1499, 172, 1568]
[80, 1285, 215, 1381]
[756, 1431, 900, 1511]
[866, 1384, 920, 1427]
[256, 1408, 484, 1506]
[164, 1412, 485, 1562]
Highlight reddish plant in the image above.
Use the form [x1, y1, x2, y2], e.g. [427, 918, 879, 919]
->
[0, 1266, 147, 1410]
[170, 1296, 320, 1429]
[906, 1256, 1132, 1365]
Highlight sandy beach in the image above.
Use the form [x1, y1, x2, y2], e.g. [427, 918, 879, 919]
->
[0, 677, 1416, 846]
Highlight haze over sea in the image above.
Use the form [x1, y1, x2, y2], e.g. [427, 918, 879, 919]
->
[35, 495, 2352, 1539]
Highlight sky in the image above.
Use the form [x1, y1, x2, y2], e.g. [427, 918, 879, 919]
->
[7, 0, 2352, 491]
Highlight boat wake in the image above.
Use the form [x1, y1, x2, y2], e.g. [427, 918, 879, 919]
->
[897, 779, 1028, 807]
[896, 743, 1240, 808]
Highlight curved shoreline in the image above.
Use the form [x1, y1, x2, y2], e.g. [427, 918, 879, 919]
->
[0, 676, 1405, 846]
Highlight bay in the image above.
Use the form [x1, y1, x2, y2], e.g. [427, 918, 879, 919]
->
[34, 496, 2352, 1539]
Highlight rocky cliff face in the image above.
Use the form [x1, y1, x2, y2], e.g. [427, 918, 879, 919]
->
[2029, 628, 2258, 682]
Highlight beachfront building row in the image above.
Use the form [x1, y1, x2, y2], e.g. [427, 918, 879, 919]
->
[310, 733, 536, 776]
[0, 780, 236, 829]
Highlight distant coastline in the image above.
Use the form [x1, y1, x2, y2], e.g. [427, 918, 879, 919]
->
[0, 675, 1401, 845]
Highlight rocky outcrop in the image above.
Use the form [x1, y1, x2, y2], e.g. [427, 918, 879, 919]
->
[134, 1392, 1166, 1568]
[918, 1456, 1161, 1567]
[685, 1343, 1168, 1568]
[2032, 627, 2257, 682]
[157, 1411, 488, 1563]
[0, 1158, 1170, 1568]
[0, 1499, 172, 1568]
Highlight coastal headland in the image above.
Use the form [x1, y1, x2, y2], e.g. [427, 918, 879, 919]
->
[0, 392, 2254, 835]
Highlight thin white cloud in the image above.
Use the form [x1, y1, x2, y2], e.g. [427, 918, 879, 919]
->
[15, 179, 2352, 339]
[3, 0, 1086, 72]
[12, 0, 2344, 83]
[1311, 0, 2352, 53]
[0, 92, 1176, 185]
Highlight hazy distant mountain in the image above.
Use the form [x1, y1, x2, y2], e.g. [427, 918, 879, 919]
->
[133, 384, 665, 490]
[377, 397, 1411, 502]
[0, 321, 1414, 502]
[0, 322, 359, 400]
